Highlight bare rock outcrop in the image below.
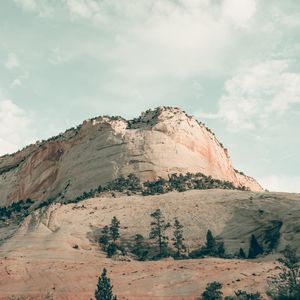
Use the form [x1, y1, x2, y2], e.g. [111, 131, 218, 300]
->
[0, 107, 262, 206]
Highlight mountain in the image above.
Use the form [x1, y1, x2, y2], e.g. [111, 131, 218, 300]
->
[1, 106, 299, 300]
[0, 106, 262, 206]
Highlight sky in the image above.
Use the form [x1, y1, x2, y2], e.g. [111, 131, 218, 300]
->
[0, 0, 299, 193]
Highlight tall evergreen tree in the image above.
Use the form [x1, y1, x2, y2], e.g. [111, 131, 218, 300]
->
[248, 234, 263, 259]
[110, 216, 120, 242]
[172, 218, 186, 258]
[206, 230, 217, 254]
[149, 209, 170, 257]
[95, 268, 117, 300]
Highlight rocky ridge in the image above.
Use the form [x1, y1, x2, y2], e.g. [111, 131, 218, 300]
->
[0, 106, 262, 206]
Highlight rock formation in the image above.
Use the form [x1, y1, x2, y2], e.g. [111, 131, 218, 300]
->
[0, 106, 262, 206]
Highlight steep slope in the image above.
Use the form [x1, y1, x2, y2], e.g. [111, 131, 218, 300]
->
[0, 107, 262, 206]
[1, 189, 299, 299]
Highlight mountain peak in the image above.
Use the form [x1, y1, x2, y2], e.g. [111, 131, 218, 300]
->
[0, 106, 263, 206]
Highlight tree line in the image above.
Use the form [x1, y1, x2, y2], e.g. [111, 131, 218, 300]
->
[98, 209, 271, 261]
[95, 245, 300, 300]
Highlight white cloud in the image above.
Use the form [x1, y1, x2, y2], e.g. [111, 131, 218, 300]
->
[13, 0, 239, 79]
[222, 0, 256, 27]
[0, 100, 36, 156]
[259, 175, 300, 193]
[101, 0, 235, 80]
[10, 79, 22, 88]
[5, 53, 19, 70]
[217, 60, 300, 131]
[14, 0, 38, 12]
[48, 47, 68, 65]
[14, 0, 52, 16]
[64, 0, 100, 19]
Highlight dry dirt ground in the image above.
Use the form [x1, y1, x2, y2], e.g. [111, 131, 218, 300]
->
[0, 189, 299, 299]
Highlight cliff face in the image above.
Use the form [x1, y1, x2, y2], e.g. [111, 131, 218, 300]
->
[0, 107, 262, 206]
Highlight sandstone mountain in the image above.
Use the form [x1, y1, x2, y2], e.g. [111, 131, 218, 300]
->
[0, 106, 262, 206]
[0, 106, 299, 300]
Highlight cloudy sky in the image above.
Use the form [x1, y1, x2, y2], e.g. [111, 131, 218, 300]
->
[0, 0, 299, 192]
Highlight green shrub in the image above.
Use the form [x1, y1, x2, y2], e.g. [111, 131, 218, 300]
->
[225, 290, 263, 300]
[201, 282, 223, 300]
[130, 234, 150, 261]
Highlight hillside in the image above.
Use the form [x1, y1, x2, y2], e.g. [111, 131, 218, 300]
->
[0, 107, 262, 206]
[0, 189, 299, 299]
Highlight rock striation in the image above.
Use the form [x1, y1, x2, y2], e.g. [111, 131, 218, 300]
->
[0, 106, 262, 206]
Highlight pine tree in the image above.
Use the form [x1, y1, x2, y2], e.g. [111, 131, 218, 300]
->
[201, 281, 223, 300]
[110, 216, 120, 242]
[149, 209, 170, 257]
[248, 234, 263, 259]
[238, 248, 246, 259]
[99, 226, 110, 250]
[172, 218, 186, 258]
[95, 268, 117, 300]
[206, 230, 217, 255]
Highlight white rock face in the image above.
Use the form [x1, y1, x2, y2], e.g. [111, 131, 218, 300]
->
[0, 107, 262, 205]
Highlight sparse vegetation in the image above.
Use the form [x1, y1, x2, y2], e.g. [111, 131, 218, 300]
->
[225, 290, 263, 300]
[0, 199, 34, 227]
[268, 245, 300, 300]
[200, 282, 263, 300]
[190, 230, 226, 259]
[0, 171, 249, 227]
[63, 172, 249, 205]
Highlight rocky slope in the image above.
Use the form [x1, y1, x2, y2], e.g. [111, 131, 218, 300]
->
[0, 189, 299, 299]
[0, 107, 262, 206]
